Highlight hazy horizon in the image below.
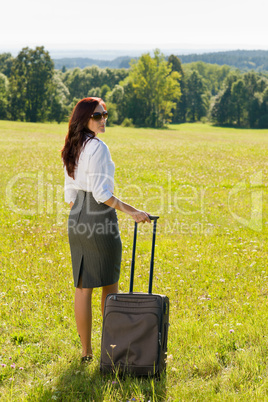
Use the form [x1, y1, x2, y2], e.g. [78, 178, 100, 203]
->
[1, 45, 267, 61]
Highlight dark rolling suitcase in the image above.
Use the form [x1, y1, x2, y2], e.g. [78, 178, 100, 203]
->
[100, 216, 169, 376]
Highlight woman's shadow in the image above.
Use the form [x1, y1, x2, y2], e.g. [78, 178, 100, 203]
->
[37, 356, 167, 401]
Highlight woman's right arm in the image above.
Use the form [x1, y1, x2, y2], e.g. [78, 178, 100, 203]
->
[103, 195, 151, 223]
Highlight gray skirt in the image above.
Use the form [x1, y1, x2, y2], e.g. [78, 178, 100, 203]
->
[68, 190, 122, 288]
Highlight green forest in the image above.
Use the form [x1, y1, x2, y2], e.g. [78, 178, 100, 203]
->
[0, 46, 268, 128]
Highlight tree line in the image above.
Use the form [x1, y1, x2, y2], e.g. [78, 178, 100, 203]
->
[0, 46, 267, 128]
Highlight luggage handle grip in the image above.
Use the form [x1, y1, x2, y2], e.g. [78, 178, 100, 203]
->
[148, 215, 159, 221]
[129, 216, 159, 294]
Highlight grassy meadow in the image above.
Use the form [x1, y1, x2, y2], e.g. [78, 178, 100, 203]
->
[1, 120, 268, 401]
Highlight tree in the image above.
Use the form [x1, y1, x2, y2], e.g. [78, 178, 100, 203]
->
[258, 87, 268, 128]
[186, 70, 209, 121]
[248, 94, 261, 128]
[210, 72, 240, 126]
[89, 87, 101, 97]
[126, 49, 181, 127]
[62, 65, 128, 102]
[106, 85, 125, 124]
[105, 102, 118, 126]
[63, 67, 90, 100]
[102, 67, 128, 89]
[0, 73, 8, 119]
[49, 72, 70, 123]
[168, 55, 187, 123]
[231, 79, 246, 126]
[100, 84, 110, 101]
[183, 62, 231, 96]
[0, 53, 14, 77]
[120, 80, 146, 126]
[211, 86, 232, 125]
[9, 47, 54, 122]
[257, 77, 268, 93]
[107, 85, 124, 105]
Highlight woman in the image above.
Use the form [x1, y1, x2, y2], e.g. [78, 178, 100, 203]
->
[61, 97, 151, 363]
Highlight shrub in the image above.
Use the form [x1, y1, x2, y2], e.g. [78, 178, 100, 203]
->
[121, 117, 134, 127]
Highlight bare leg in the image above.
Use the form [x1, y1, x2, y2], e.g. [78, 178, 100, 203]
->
[101, 282, 118, 316]
[74, 278, 93, 357]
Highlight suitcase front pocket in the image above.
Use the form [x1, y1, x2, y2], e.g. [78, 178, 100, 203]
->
[108, 295, 158, 304]
[106, 295, 162, 311]
[101, 311, 160, 368]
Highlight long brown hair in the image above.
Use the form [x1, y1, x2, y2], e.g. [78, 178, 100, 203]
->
[61, 97, 107, 178]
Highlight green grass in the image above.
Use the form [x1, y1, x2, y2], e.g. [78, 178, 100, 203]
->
[1, 120, 268, 401]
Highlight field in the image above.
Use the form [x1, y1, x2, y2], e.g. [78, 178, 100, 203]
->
[1, 120, 268, 401]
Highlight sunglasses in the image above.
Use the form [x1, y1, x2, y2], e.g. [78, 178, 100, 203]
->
[90, 111, 108, 121]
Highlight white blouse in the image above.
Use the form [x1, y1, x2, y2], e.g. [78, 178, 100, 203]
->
[64, 138, 115, 204]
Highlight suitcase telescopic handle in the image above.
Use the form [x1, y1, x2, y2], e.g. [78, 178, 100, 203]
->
[129, 215, 159, 294]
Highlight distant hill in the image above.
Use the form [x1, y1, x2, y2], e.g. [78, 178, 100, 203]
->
[53, 56, 134, 70]
[53, 50, 268, 72]
[176, 50, 268, 71]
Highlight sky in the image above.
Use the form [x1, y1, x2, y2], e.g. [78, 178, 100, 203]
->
[1, 0, 267, 56]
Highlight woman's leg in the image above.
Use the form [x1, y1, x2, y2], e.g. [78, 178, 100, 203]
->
[74, 279, 93, 357]
[101, 282, 118, 316]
